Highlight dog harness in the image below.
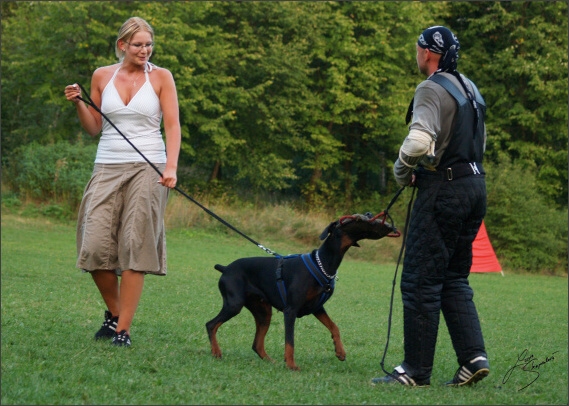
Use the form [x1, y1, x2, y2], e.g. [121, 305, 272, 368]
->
[275, 252, 336, 309]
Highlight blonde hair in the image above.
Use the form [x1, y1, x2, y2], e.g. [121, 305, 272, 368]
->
[115, 17, 154, 61]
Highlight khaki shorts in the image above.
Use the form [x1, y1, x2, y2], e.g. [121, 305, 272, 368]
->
[76, 162, 169, 275]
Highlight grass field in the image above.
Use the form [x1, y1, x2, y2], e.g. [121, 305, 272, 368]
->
[1, 213, 567, 405]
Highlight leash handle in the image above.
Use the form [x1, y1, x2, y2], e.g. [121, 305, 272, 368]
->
[75, 83, 282, 257]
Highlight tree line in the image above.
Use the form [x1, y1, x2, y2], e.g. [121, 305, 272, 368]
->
[1, 1, 567, 272]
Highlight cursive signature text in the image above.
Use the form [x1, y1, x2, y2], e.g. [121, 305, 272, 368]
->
[503, 349, 559, 391]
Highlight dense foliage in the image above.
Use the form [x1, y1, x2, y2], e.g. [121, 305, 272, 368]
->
[1, 1, 567, 273]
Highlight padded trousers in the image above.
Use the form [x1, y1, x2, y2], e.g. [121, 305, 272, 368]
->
[400, 172, 488, 381]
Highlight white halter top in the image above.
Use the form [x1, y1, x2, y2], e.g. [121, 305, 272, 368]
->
[95, 63, 166, 164]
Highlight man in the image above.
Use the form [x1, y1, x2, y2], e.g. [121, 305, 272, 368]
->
[372, 26, 489, 387]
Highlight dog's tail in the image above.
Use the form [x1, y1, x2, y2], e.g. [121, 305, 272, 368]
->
[214, 264, 226, 273]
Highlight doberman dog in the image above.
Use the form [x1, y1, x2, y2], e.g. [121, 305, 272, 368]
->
[206, 213, 398, 370]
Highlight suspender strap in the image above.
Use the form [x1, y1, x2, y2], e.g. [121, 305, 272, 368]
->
[429, 74, 468, 107]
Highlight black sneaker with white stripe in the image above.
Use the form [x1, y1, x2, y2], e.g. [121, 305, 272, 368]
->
[446, 356, 490, 386]
[111, 330, 131, 347]
[371, 365, 430, 387]
[94, 310, 118, 340]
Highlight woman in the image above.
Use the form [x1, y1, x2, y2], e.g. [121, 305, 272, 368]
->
[64, 17, 181, 346]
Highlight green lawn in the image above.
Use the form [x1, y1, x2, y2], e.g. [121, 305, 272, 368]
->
[1, 214, 567, 404]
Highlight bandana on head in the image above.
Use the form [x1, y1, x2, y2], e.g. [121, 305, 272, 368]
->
[417, 26, 460, 72]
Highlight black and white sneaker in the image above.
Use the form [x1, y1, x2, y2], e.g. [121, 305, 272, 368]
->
[94, 310, 118, 340]
[446, 356, 490, 386]
[111, 330, 131, 347]
[371, 365, 430, 387]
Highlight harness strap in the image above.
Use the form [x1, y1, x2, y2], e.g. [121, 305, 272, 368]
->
[301, 253, 335, 307]
[275, 257, 287, 308]
[274, 253, 336, 310]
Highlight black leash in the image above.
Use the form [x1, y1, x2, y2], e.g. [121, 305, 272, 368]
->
[379, 184, 416, 378]
[75, 83, 281, 257]
[381, 185, 405, 219]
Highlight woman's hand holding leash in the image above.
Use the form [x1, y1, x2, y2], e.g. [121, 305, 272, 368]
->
[158, 167, 177, 189]
[64, 83, 82, 104]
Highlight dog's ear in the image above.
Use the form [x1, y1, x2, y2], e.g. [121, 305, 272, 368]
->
[319, 221, 337, 240]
